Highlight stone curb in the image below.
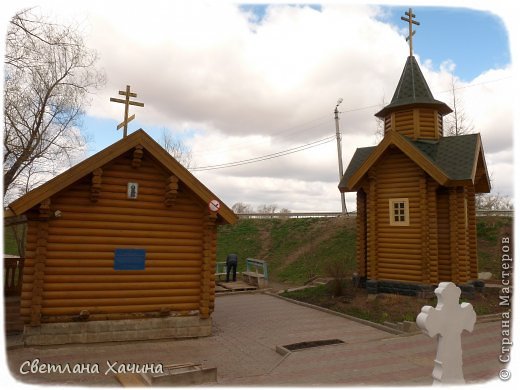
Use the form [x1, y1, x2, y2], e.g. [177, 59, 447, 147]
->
[267, 292, 503, 336]
[215, 288, 270, 297]
[264, 291, 406, 336]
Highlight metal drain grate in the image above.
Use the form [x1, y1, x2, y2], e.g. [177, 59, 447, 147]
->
[282, 338, 345, 352]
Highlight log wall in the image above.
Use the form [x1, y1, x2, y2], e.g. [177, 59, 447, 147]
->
[20, 149, 213, 324]
[436, 188, 452, 282]
[466, 186, 478, 280]
[372, 149, 424, 282]
[356, 189, 367, 277]
[384, 108, 443, 140]
[355, 148, 478, 286]
[367, 170, 378, 280]
[426, 180, 439, 284]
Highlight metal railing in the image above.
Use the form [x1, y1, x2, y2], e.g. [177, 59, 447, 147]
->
[475, 210, 514, 217]
[237, 210, 513, 219]
[237, 212, 350, 219]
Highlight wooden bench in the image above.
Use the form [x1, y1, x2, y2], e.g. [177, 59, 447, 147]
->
[242, 258, 268, 288]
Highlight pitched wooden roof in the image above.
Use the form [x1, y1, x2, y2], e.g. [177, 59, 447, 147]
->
[375, 56, 452, 118]
[7, 129, 237, 224]
[339, 131, 491, 193]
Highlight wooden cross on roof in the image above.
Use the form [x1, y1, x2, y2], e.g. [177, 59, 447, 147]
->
[401, 8, 420, 57]
[110, 85, 144, 138]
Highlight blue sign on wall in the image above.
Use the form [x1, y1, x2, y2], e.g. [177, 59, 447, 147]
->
[114, 249, 146, 270]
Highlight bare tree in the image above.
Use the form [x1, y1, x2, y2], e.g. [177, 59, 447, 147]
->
[476, 193, 513, 211]
[444, 74, 474, 136]
[3, 8, 105, 201]
[160, 128, 192, 168]
[232, 202, 253, 214]
[374, 95, 387, 143]
[257, 204, 278, 214]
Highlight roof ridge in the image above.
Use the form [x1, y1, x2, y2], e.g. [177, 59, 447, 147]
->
[7, 129, 237, 223]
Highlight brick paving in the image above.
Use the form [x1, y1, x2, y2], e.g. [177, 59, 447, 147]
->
[5, 293, 506, 386]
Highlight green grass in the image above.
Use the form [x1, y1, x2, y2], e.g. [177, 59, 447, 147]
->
[217, 218, 356, 284]
[476, 216, 512, 278]
[282, 281, 502, 324]
[216, 219, 263, 272]
[277, 228, 356, 283]
[476, 216, 511, 242]
[217, 218, 326, 277]
[3, 224, 25, 256]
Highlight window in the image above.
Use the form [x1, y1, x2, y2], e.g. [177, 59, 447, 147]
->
[389, 198, 409, 226]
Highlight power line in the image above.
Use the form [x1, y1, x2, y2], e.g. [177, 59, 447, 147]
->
[189, 74, 511, 171]
[190, 135, 336, 171]
[190, 115, 331, 159]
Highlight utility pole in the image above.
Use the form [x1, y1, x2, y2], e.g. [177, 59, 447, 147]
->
[335, 98, 347, 214]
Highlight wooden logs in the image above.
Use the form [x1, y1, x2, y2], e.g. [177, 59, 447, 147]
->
[457, 187, 470, 282]
[427, 180, 439, 284]
[419, 174, 429, 283]
[466, 186, 478, 280]
[356, 189, 367, 277]
[367, 169, 378, 280]
[18, 149, 227, 325]
[22, 302, 199, 317]
[132, 145, 144, 168]
[436, 188, 451, 282]
[448, 188, 460, 284]
[90, 168, 103, 202]
[29, 199, 51, 326]
[368, 149, 425, 283]
[386, 108, 439, 139]
[199, 213, 216, 318]
[165, 175, 179, 207]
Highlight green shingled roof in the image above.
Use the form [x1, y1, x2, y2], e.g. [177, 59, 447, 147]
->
[408, 134, 479, 181]
[339, 134, 482, 191]
[375, 56, 452, 118]
[339, 146, 375, 190]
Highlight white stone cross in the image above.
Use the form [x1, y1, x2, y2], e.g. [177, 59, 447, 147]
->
[416, 282, 476, 385]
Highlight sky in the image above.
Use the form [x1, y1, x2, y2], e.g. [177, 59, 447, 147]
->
[1, 0, 517, 212]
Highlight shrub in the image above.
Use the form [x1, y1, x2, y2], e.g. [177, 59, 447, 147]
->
[324, 256, 351, 296]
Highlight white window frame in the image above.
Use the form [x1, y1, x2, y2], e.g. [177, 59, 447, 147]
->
[389, 198, 410, 226]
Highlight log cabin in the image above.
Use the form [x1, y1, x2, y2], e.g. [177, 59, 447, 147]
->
[6, 129, 237, 345]
[339, 55, 491, 296]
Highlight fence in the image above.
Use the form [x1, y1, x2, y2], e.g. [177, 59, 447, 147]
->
[4, 257, 25, 296]
[237, 212, 349, 219]
[237, 210, 513, 219]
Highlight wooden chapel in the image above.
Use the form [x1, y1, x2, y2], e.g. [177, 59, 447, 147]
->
[338, 9, 491, 295]
[5, 86, 237, 345]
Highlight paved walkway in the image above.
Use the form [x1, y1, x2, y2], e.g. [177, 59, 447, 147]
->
[5, 293, 506, 386]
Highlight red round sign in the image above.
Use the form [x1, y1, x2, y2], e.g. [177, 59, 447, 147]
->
[208, 199, 221, 212]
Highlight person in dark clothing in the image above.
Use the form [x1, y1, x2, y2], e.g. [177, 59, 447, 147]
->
[226, 253, 238, 282]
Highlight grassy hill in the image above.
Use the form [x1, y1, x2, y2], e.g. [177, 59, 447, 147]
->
[217, 217, 357, 284]
[217, 215, 512, 284]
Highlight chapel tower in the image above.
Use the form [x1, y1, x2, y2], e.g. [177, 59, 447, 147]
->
[339, 8, 490, 295]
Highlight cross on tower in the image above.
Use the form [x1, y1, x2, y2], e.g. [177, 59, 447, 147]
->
[401, 7, 420, 57]
[110, 85, 144, 138]
[416, 282, 476, 384]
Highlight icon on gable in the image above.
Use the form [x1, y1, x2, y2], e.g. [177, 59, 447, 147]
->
[127, 182, 138, 199]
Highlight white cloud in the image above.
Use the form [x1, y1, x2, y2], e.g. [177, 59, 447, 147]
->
[4, 1, 514, 211]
